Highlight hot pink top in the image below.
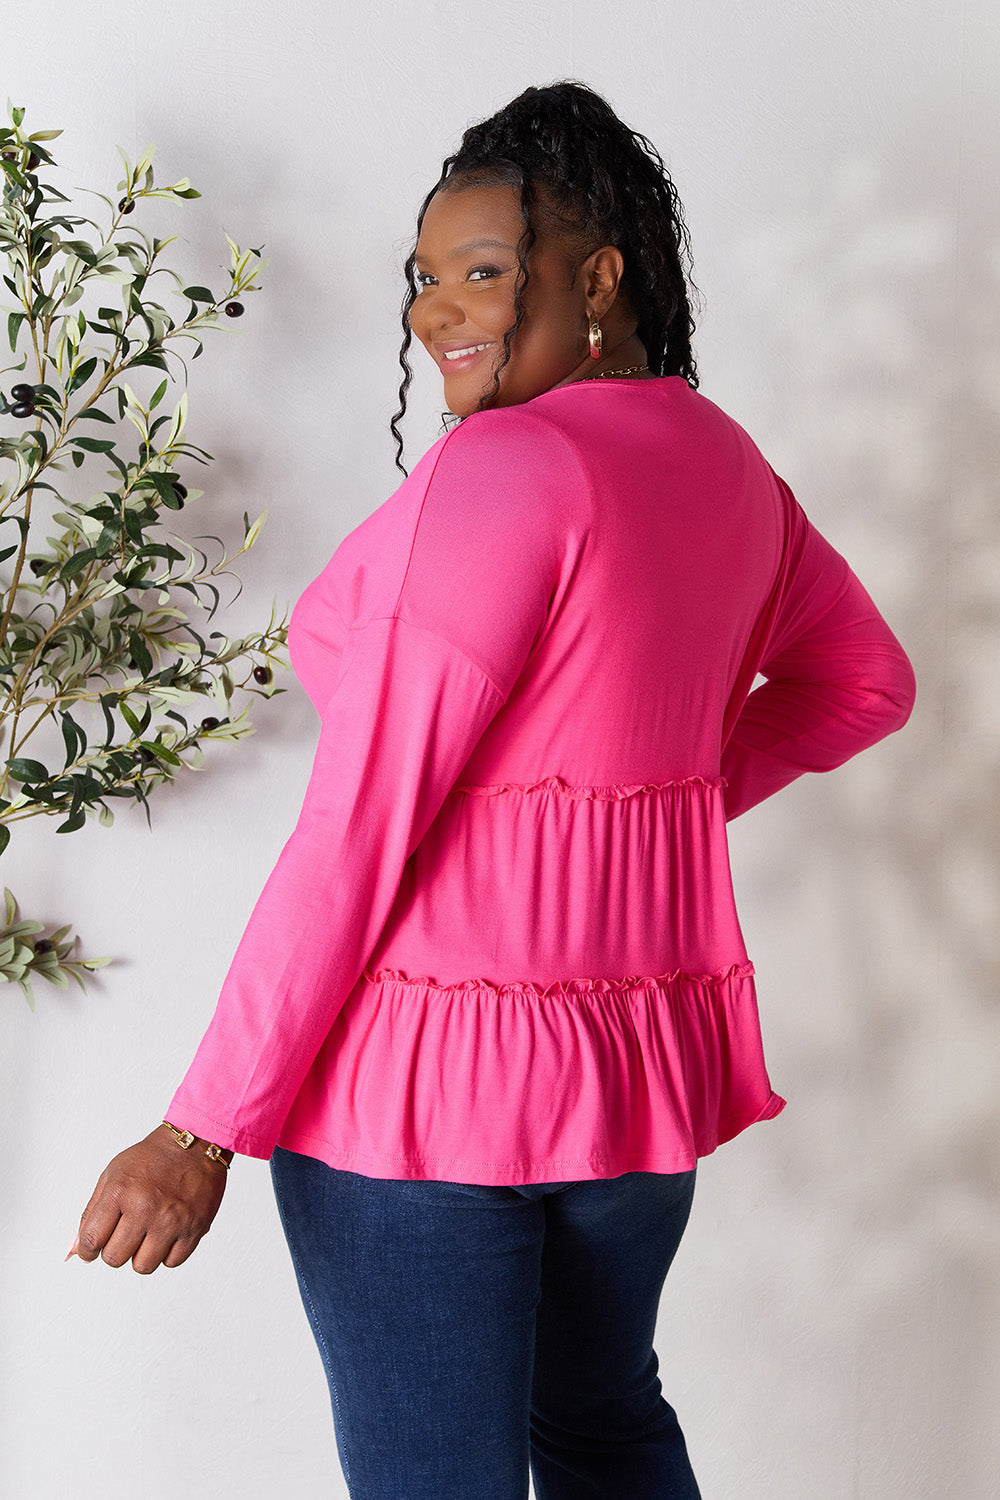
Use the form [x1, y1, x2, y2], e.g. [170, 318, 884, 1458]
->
[166, 377, 915, 1184]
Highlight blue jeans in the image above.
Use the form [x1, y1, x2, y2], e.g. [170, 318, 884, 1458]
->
[270, 1148, 701, 1499]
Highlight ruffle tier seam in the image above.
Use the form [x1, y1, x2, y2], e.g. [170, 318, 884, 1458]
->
[361, 960, 755, 998]
[453, 773, 727, 801]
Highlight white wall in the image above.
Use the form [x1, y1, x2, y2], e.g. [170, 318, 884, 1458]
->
[3, 2, 997, 1496]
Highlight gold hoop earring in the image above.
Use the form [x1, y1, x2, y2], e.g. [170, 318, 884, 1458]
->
[588, 312, 603, 360]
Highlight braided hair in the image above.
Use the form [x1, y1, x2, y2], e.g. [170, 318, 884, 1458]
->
[390, 79, 703, 476]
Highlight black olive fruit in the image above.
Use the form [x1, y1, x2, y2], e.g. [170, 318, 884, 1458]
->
[224, 301, 244, 318]
[118, 197, 135, 214]
[253, 665, 272, 685]
[27, 153, 40, 171]
[29, 558, 47, 575]
[11, 383, 34, 402]
[200, 716, 221, 731]
[12, 402, 35, 419]
[34, 938, 54, 955]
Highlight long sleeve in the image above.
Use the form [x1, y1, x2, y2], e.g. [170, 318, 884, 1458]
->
[166, 614, 506, 1157]
[166, 409, 564, 1158]
[721, 475, 916, 821]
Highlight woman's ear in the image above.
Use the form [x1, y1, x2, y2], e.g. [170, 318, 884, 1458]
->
[583, 245, 627, 318]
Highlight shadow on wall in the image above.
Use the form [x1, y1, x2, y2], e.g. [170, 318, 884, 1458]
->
[714, 103, 1000, 1497]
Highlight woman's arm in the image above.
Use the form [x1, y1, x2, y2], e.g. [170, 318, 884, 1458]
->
[70, 408, 563, 1270]
[721, 479, 916, 820]
[164, 614, 508, 1157]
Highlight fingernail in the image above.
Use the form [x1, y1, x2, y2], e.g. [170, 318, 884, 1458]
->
[65, 1237, 79, 1261]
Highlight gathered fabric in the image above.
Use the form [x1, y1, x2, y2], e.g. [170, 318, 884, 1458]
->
[166, 376, 915, 1183]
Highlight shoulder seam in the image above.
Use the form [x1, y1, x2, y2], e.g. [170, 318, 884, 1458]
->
[350, 612, 508, 704]
[391, 406, 595, 615]
[388, 424, 466, 619]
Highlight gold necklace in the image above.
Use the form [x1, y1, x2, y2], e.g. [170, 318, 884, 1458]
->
[587, 364, 651, 379]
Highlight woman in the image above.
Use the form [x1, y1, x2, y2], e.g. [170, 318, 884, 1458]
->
[71, 81, 916, 1499]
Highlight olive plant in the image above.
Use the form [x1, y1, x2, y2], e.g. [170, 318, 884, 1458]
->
[0, 100, 287, 1006]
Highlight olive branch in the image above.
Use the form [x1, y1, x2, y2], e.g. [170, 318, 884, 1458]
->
[0, 100, 287, 1007]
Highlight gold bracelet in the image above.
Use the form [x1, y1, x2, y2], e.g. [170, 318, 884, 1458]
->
[162, 1119, 232, 1170]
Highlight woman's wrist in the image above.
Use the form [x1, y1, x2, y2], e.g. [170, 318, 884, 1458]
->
[160, 1119, 234, 1169]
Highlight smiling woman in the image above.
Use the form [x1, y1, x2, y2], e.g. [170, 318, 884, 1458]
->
[72, 78, 915, 1500]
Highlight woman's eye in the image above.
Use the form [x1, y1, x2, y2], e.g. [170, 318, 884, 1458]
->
[415, 265, 501, 289]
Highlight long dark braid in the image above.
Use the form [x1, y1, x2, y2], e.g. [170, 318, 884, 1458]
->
[390, 80, 703, 477]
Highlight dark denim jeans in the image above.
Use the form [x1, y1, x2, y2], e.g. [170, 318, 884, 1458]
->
[270, 1146, 701, 1500]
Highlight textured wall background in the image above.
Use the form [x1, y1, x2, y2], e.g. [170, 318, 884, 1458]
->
[2, 2, 997, 1496]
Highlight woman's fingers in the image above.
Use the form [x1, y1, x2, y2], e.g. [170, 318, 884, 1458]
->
[75, 1190, 123, 1263]
[74, 1164, 119, 1261]
[162, 1235, 200, 1270]
[129, 1234, 183, 1276]
[97, 1215, 147, 1270]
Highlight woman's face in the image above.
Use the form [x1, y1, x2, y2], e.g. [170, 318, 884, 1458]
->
[408, 182, 615, 416]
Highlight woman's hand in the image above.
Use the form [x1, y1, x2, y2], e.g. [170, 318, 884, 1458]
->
[70, 1124, 230, 1273]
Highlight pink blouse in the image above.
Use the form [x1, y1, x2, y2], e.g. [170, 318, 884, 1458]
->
[166, 377, 915, 1184]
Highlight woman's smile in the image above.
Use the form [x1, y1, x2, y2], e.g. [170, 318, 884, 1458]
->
[434, 339, 498, 371]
